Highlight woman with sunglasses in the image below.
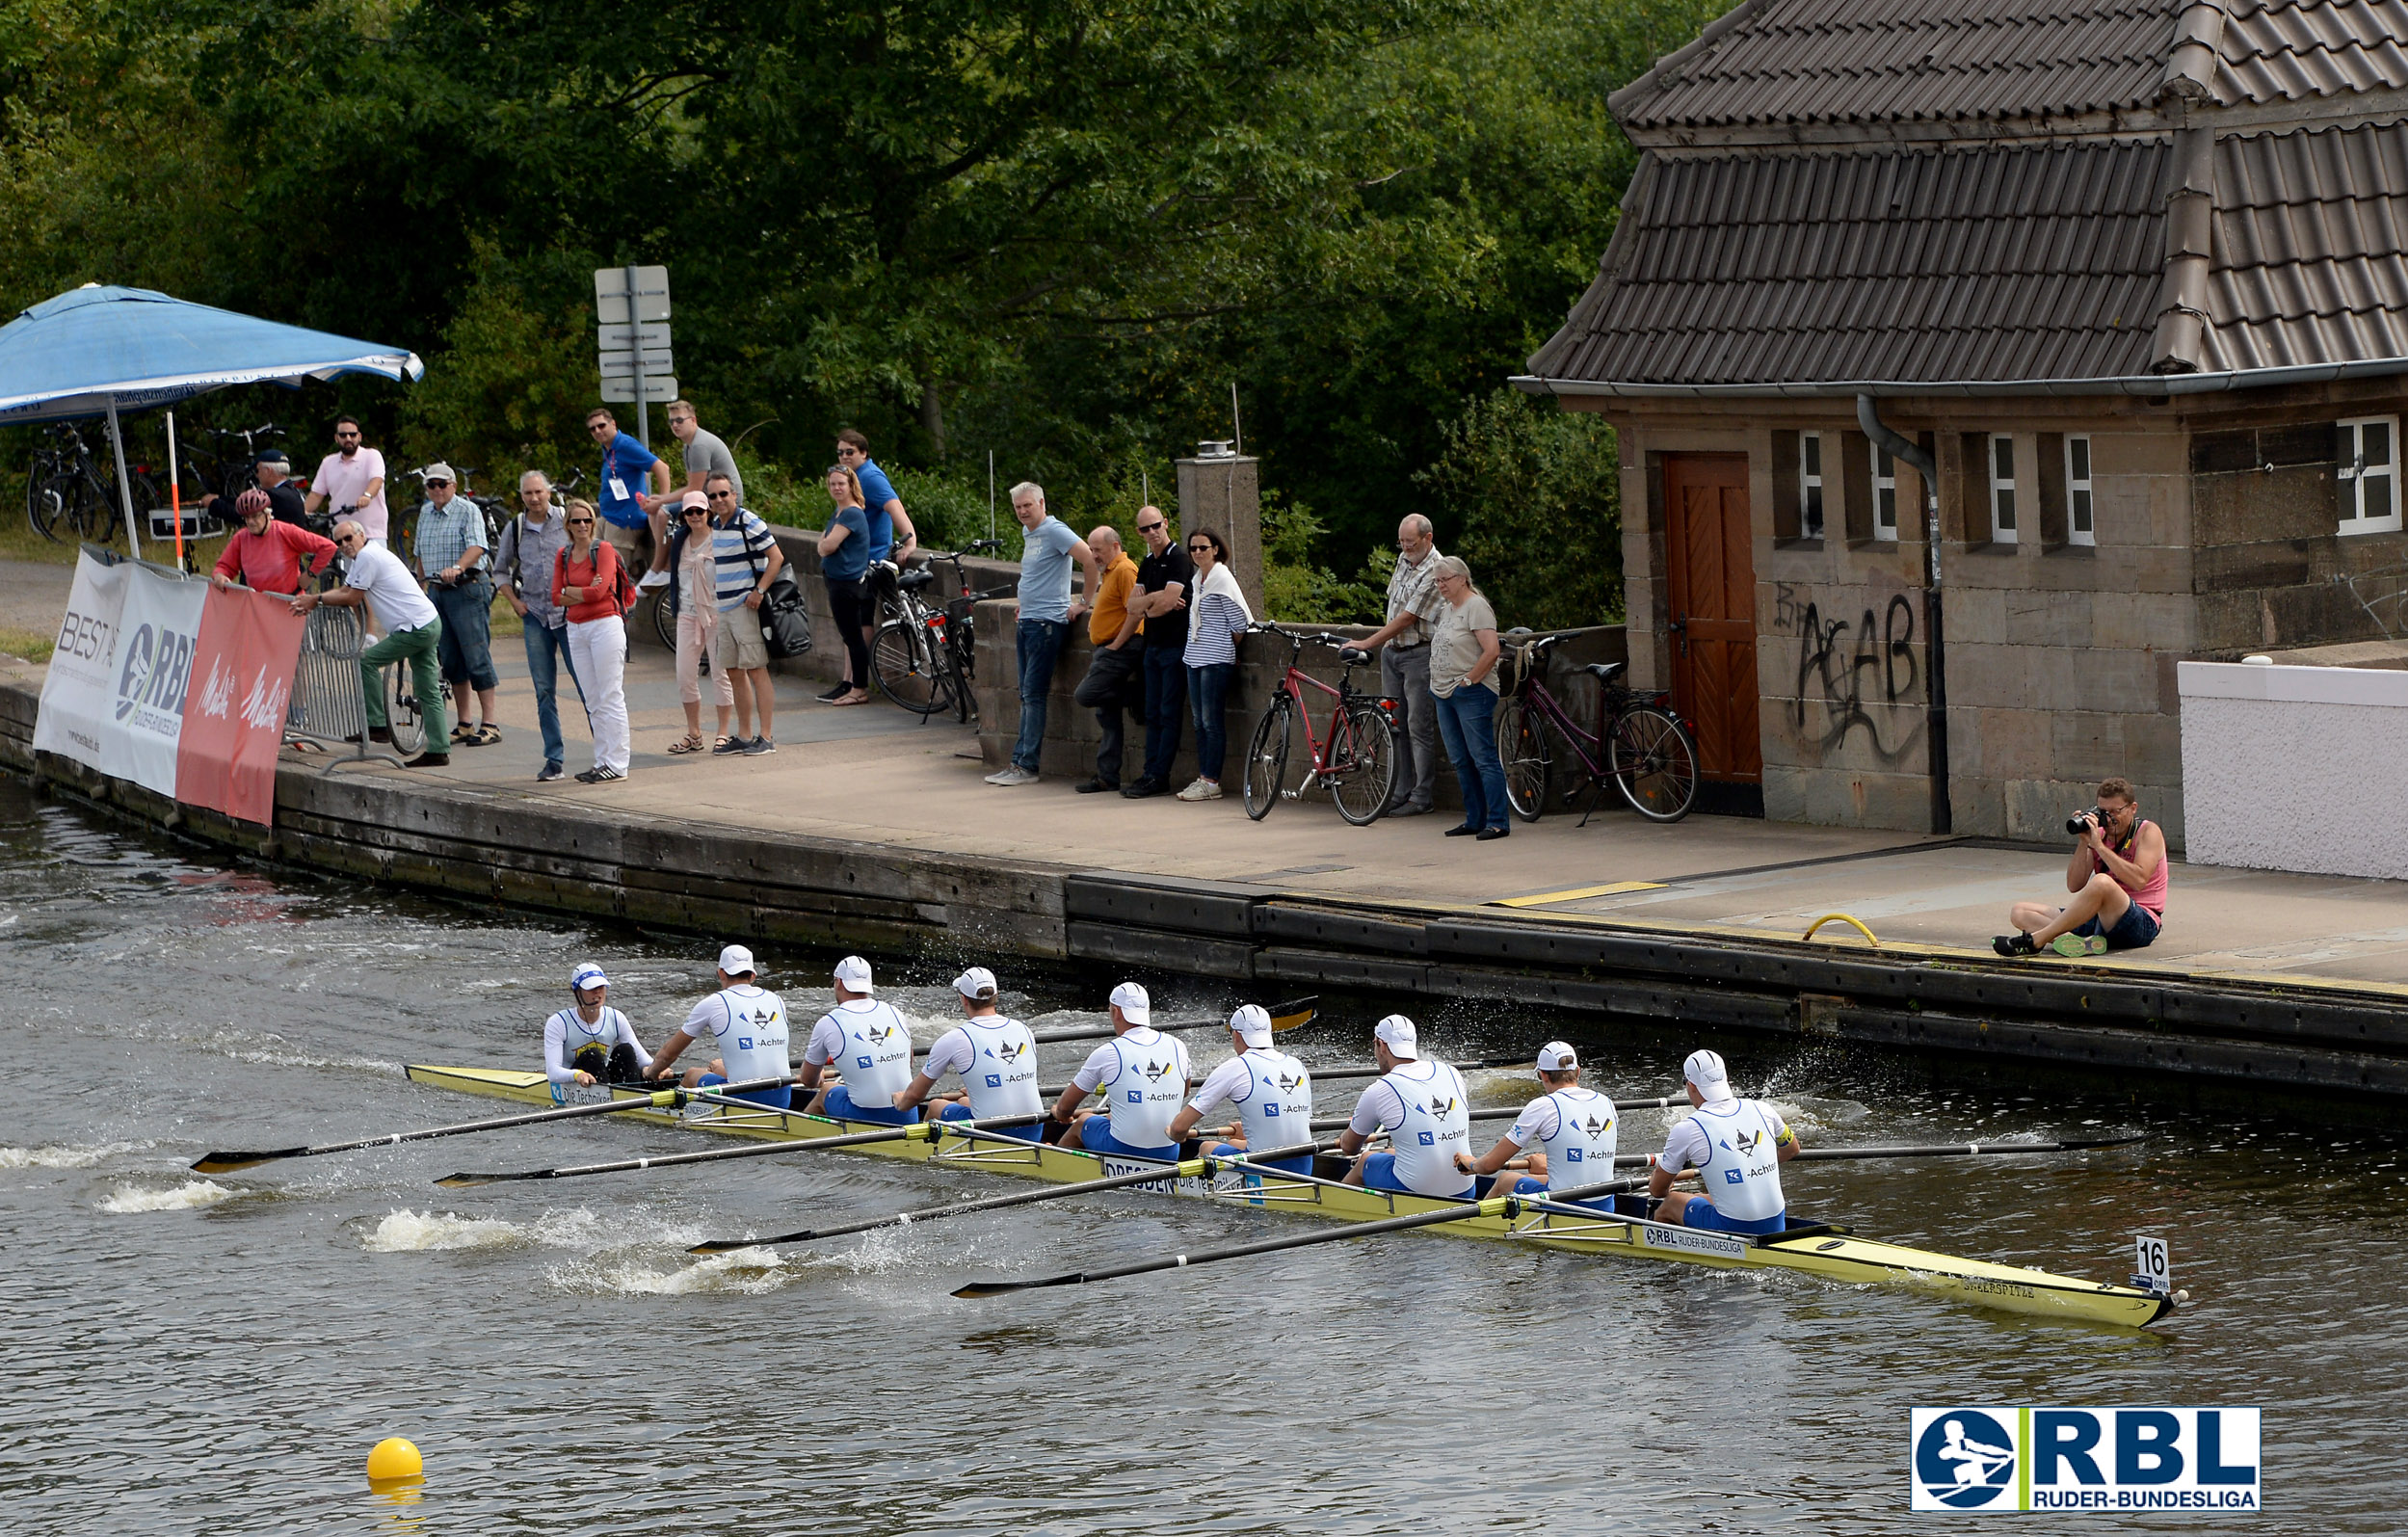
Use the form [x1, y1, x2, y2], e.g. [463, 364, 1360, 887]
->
[551, 499, 632, 782]
[659, 490, 736, 753]
[1177, 527, 1252, 801]
[1428, 556, 1508, 839]
[815, 464, 874, 705]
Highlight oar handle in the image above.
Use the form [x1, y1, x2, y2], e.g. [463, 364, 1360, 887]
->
[909, 997, 1316, 1056]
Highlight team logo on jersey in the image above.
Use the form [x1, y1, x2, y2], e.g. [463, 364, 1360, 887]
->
[995, 1041, 1026, 1063]
[1426, 1095, 1458, 1117]
[1582, 1115, 1610, 1137]
[748, 1005, 780, 1027]
[861, 1021, 898, 1044]
[1276, 1070, 1304, 1094]
[1734, 1127, 1764, 1155]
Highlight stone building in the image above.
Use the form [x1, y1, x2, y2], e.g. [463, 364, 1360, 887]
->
[1517, 0, 2408, 842]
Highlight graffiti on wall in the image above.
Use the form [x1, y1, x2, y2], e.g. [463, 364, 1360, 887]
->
[1773, 584, 1924, 765]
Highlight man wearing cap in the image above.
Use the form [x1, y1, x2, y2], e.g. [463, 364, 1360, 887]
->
[1648, 1048, 1798, 1235]
[541, 962, 652, 1100]
[1047, 983, 1193, 1160]
[1165, 1005, 1315, 1177]
[1458, 1043, 1619, 1208]
[1336, 1016, 1474, 1199]
[291, 520, 450, 768]
[797, 956, 917, 1126]
[410, 464, 503, 750]
[892, 967, 1045, 1140]
[204, 450, 310, 532]
[644, 945, 793, 1109]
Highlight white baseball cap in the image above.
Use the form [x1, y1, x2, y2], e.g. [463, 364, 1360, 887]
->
[1230, 1004, 1273, 1047]
[1109, 981, 1151, 1025]
[1683, 1048, 1732, 1100]
[718, 944, 756, 976]
[1536, 1041, 1577, 1074]
[1373, 1015, 1417, 1058]
[833, 955, 874, 992]
[954, 967, 998, 1000]
[569, 962, 609, 992]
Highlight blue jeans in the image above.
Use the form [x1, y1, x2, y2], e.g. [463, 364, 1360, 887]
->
[430, 577, 499, 690]
[1189, 662, 1234, 781]
[521, 621, 585, 768]
[1434, 681, 1507, 830]
[1142, 644, 1188, 782]
[1014, 617, 1071, 771]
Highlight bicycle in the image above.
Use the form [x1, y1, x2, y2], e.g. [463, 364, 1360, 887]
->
[178, 422, 287, 531]
[869, 540, 1006, 719]
[1492, 630, 1701, 824]
[26, 421, 146, 544]
[1238, 626, 1398, 825]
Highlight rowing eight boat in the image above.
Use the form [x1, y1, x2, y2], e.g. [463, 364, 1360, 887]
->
[403, 1064, 2177, 1329]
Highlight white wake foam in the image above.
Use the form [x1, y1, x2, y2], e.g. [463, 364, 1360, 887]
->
[362, 1209, 529, 1252]
[100, 1179, 237, 1212]
[554, 1246, 795, 1296]
[1, 1140, 149, 1169]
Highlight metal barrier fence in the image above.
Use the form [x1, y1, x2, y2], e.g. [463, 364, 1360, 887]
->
[286, 599, 410, 774]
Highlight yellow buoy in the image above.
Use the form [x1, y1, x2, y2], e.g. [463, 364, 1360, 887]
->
[365, 1437, 423, 1483]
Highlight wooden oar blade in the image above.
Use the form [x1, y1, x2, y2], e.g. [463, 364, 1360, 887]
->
[687, 1237, 757, 1255]
[189, 1149, 305, 1174]
[432, 1168, 544, 1188]
[952, 1274, 1074, 1299]
[1268, 996, 1316, 1033]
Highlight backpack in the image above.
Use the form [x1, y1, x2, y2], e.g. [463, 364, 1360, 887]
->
[556, 541, 637, 617]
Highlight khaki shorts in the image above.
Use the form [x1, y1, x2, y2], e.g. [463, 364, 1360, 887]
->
[708, 604, 771, 671]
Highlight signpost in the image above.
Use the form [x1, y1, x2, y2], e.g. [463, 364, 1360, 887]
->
[594, 265, 675, 445]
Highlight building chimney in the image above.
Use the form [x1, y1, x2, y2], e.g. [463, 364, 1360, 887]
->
[1176, 443, 1263, 615]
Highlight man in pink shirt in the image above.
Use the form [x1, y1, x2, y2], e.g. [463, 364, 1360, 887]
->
[211, 490, 338, 596]
[304, 416, 389, 544]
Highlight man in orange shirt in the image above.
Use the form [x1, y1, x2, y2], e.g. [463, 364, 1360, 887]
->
[1070, 523, 1143, 793]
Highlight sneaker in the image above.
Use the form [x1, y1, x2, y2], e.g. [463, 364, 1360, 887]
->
[536, 762, 565, 782]
[2081, 934, 2111, 955]
[816, 682, 853, 702]
[637, 569, 672, 591]
[405, 752, 451, 769]
[2050, 933, 2102, 958]
[592, 763, 625, 781]
[1072, 777, 1119, 794]
[742, 736, 776, 755]
[574, 768, 598, 783]
[1992, 932, 2040, 958]
[990, 765, 1041, 786]
[1175, 778, 1222, 802]
[1120, 778, 1165, 799]
[711, 735, 750, 756]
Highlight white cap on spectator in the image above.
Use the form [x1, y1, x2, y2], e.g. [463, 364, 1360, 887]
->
[1230, 1004, 1273, 1047]
[834, 955, 874, 993]
[423, 461, 456, 484]
[679, 489, 709, 512]
[954, 967, 998, 1001]
[1683, 1048, 1732, 1100]
[1536, 1041, 1577, 1074]
[1373, 1015, 1417, 1058]
[718, 944, 756, 977]
[570, 962, 608, 992]
[1109, 981, 1151, 1025]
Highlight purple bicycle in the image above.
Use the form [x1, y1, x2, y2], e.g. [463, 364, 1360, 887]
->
[1494, 631, 1700, 824]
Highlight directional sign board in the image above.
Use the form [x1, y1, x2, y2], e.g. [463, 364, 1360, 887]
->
[595, 268, 674, 424]
[597, 374, 678, 404]
[598, 347, 675, 379]
[597, 322, 672, 352]
[594, 267, 670, 325]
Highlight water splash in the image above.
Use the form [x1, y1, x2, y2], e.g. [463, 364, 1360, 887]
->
[362, 1209, 533, 1253]
[553, 1246, 796, 1296]
[1, 1139, 150, 1169]
[101, 1179, 238, 1212]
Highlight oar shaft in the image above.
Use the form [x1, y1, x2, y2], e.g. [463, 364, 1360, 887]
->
[909, 996, 1314, 1057]
[436, 1113, 1047, 1186]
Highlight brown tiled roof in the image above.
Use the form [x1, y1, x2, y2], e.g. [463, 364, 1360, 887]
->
[2203, 120, 2408, 369]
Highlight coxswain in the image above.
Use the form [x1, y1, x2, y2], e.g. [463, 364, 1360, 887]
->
[644, 944, 793, 1108]
[797, 955, 917, 1126]
[1335, 1016, 1473, 1198]
[891, 967, 1045, 1140]
[1046, 982, 1193, 1159]
[1647, 1048, 1797, 1234]
[1457, 1041, 1617, 1207]
[542, 961, 652, 1100]
[1164, 1004, 1315, 1176]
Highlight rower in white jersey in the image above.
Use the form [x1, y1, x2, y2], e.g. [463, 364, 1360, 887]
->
[542, 961, 653, 1101]
[1335, 1015, 1474, 1199]
[1164, 1004, 1315, 1176]
[1648, 1048, 1798, 1236]
[796, 955, 917, 1126]
[891, 967, 1045, 1142]
[1047, 982, 1193, 1160]
[643, 944, 793, 1109]
[1457, 1041, 1620, 1209]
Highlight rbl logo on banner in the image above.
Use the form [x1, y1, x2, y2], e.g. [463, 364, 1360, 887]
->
[1910, 1407, 2262, 1513]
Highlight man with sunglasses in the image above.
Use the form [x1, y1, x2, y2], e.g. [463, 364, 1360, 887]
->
[304, 416, 388, 545]
[1994, 776, 2169, 957]
[1120, 505, 1190, 798]
[494, 470, 585, 782]
[290, 521, 450, 767]
[586, 407, 672, 568]
[701, 474, 782, 756]
[634, 400, 744, 593]
[411, 464, 502, 750]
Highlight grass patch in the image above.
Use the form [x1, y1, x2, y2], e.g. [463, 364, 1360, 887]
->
[0, 625, 54, 663]
[0, 511, 233, 572]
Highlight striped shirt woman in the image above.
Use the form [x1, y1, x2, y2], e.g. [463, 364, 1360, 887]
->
[1178, 528, 1253, 799]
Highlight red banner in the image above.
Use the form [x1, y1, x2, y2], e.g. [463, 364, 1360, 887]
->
[175, 585, 306, 826]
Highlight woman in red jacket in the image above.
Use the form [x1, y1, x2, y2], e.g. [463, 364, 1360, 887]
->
[552, 499, 631, 783]
[210, 489, 338, 596]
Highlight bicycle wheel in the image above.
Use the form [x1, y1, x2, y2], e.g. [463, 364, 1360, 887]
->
[1495, 696, 1553, 823]
[1328, 700, 1396, 826]
[1609, 704, 1700, 823]
[384, 665, 429, 756]
[1240, 701, 1292, 820]
[65, 465, 115, 543]
[871, 617, 949, 715]
[650, 586, 677, 651]
[26, 462, 64, 542]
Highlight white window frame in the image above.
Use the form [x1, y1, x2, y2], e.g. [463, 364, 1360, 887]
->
[1872, 445, 1898, 542]
[2337, 415, 2402, 536]
[2066, 434, 2095, 547]
[1989, 433, 2019, 543]
[1799, 431, 1825, 539]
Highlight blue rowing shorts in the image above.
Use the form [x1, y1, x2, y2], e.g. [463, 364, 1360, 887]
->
[697, 1073, 790, 1110]
[1210, 1141, 1313, 1178]
[821, 1085, 915, 1126]
[937, 1101, 1043, 1142]
[1681, 1199, 1786, 1236]
[1511, 1176, 1621, 1213]
[1361, 1152, 1472, 1200]
[1077, 1118, 1177, 1162]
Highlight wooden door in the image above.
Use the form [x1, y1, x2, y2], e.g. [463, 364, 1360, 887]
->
[1663, 454, 1761, 784]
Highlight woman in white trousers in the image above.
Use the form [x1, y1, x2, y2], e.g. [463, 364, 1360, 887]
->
[552, 499, 632, 782]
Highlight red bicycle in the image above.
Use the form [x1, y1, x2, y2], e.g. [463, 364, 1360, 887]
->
[1238, 626, 1398, 825]
[1494, 630, 1700, 824]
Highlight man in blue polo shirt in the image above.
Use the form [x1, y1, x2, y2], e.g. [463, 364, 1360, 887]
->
[987, 481, 1098, 786]
[586, 406, 672, 561]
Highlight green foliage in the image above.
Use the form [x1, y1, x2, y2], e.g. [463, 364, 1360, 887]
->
[393, 252, 596, 494]
[1414, 387, 1622, 631]
[1261, 494, 1383, 624]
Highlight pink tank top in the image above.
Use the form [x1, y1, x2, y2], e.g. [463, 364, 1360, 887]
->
[2097, 818, 2168, 919]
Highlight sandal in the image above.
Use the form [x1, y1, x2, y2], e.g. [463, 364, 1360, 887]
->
[668, 733, 705, 755]
[463, 724, 502, 747]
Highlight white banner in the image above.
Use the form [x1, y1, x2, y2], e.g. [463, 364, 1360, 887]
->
[32, 550, 130, 773]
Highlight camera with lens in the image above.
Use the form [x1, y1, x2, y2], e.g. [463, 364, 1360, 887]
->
[2066, 808, 2104, 836]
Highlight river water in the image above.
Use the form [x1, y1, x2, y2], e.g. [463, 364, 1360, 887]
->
[0, 779, 2395, 1534]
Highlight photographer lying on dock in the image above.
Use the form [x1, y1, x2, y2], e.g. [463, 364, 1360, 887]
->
[1994, 777, 2167, 958]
